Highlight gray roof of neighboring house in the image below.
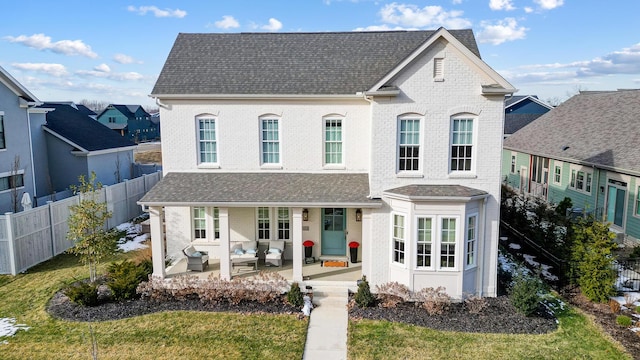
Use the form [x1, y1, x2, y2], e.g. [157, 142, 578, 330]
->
[98, 104, 150, 119]
[39, 102, 136, 152]
[503, 90, 640, 173]
[151, 30, 481, 96]
[384, 185, 488, 199]
[139, 172, 382, 207]
[504, 113, 546, 135]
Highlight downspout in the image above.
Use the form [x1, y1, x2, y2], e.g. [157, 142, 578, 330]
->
[26, 108, 37, 200]
[593, 165, 600, 220]
[477, 196, 488, 297]
[154, 97, 170, 110]
[360, 92, 375, 198]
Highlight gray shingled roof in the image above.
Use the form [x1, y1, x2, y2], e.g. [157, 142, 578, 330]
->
[504, 90, 640, 174]
[152, 30, 480, 96]
[504, 113, 545, 135]
[384, 185, 488, 199]
[139, 172, 382, 207]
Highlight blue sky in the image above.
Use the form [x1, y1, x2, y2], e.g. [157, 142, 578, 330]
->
[2, 0, 639, 107]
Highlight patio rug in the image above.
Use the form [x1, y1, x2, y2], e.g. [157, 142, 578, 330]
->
[321, 260, 349, 267]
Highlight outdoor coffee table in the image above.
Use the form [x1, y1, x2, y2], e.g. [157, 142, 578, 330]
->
[231, 257, 258, 271]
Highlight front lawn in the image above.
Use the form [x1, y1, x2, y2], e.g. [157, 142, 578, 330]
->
[0, 253, 307, 360]
[348, 303, 630, 359]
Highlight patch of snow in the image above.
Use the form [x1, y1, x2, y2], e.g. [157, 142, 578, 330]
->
[116, 222, 149, 252]
[508, 243, 521, 250]
[0, 318, 29, 342]
[630, 327, 640, 333]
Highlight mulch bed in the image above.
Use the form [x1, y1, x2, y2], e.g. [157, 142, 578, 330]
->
[349, 295, 558, 334]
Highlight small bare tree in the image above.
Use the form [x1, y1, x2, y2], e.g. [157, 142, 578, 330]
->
[10, 155, 22, 213]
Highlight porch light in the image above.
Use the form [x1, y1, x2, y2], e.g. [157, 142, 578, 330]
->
[302, 208, 309, 221]
[355, 208, 362, 222]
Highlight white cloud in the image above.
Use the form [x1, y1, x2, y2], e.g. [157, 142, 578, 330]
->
[452, 0, 463, 4]
[489, 0, 515, 11]
[4, 33, 97, 58]
[524, 7, 534, 13]
[11, 63, 68, 77]
[261, 18, 283, 31]
[354, 24, 415, 31]
[76, 69, 144, 81]
[215, 15, 240, 29]
[476, 18, 527, 45]
[127, 5, 186, 18]
[113, 53, 142, 64]
[379, 3, 472, 29]
[94, 63, 111, 73]
[534, 0, 564, 10]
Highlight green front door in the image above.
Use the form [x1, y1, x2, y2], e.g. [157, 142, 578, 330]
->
[321, 208, 346, 256]
[607, 182, 627, 228]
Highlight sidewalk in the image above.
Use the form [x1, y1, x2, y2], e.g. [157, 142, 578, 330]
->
[302, 287, 349, 360]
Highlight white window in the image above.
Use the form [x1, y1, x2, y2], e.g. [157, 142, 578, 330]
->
[212, 207, 220, 239]
[324, 118, 342, 165]
[392, 214, 405, 264]
[0, 113, 5, 149]
[553, 163, 562, 185]
[440, 218, 457, 269]
[416, 217, 433, 268]
[569, 165, 592, 194]
[450, 117, 474, 172]
[510, 153, 517, 174]
[465, 215, 477, 268]
[433, 58, 444, 81]
[197, 116, 217, 164]
[0, 169, 24, 193]
[193, 207, 206, 239]
[277, 207, 290, 240]
[635, 186, 640, 217]
[261, 118, 280, 164]
[257, 207, 270, 240]
[398, 117, 421, 172]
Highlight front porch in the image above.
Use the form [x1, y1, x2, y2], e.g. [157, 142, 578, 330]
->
[166, 257, 362, 283]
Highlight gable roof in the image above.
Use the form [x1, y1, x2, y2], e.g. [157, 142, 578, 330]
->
[503, 90, 640, 174]
[98, 104, 150, 119]
[505, 95, 553, 111]
[504, 113, 546, 135]
[0, 65, 40, 104]
[39, 102, 136, 152]
[151, 29, 485, 97]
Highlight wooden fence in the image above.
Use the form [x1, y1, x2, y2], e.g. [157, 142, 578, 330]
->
[0, 172, 162, 275]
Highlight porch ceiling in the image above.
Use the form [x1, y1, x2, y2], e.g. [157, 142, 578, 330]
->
[139, 172, 382, 207]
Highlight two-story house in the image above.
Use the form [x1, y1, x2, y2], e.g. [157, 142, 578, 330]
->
[503, 90, 640, 245]
[139, 28, 515, 298]
[503, 95, 553, 137]
[0, 66, 48, 214]
[97, 104, 159, 143]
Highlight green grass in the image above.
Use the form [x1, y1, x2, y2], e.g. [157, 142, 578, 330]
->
[0, 252, 307, 360]
[348, 303, 631, 360]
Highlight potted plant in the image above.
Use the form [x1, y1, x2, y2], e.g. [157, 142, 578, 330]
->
[349, 241, 360, 263]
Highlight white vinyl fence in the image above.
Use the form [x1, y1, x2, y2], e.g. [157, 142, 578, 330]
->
[0, 172, 162, 275]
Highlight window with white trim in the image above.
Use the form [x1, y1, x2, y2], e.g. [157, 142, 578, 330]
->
[440, 218, 457, 268]
[398, 117, 420, 171]
[197, 116, 217, 164]
[450, 118, 474, 172]
[324, 118, 342, 165]
[193, 207, 206, 239]
[0, 113, 5, 149]
[569, 165, 592, 194]
[392, 214, 405, 264]
[553, 164, 562, 185]
[0, 170, 24, 192]
[635, 186, 640, 217]
[510, 153, 517, 174]
[465, 215, 477, 268]
[257, 207, 270, 240]
[416, 217, 433, 268]
[261, 118, 280, 164]
[212, 207, 220, 239]
[277, 207, 290, 240]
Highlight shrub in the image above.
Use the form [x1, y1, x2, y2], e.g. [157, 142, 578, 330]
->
[64, 280, 100, 306]
[609, 299, 621, 314]
[629, 246, 640, 259]
[623, 293, 637, 308]
[464, 293, 488, 314]
[354, 276, 375, 308]
[375, 282, 410, 308]
[416, 287, 450, 315]
[286, 282, 304, 307]
[509, 274, 543, 316]
[616, 315, 632, 327]
[636, 305, 640, 314]
[107, 260, 150, 301]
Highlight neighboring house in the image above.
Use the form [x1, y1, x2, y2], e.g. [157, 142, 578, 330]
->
[0, 66, 46, 214]
[139, 29, 515, 298]
[38, 102, 137, 192]
[504, 95, 553, 137]
[149, 112, 161, 138]
[97, 104, 159, 142]
[502, 90, 640, 244]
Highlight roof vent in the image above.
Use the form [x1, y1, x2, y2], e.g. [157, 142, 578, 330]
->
[561, 145, 570, 151]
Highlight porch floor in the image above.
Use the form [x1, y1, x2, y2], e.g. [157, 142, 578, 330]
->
[166, 257, 362, 283]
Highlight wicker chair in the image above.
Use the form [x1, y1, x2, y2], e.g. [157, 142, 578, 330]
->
[183, 245, 209, 272]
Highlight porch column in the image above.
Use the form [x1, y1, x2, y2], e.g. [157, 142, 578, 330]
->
[360, 208, 372, 280]
[292, 207, 303, 282]
[219, 207, 231, 280]
[149, 206, 166, 279]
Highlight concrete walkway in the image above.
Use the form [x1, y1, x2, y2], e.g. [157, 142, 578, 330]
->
[302, 286, 349, 360]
